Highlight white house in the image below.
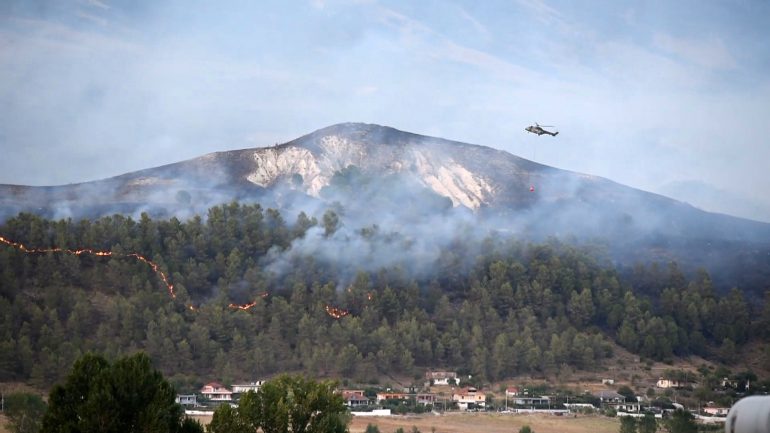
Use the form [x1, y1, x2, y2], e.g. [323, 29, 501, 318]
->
[703, 406, 729, 416]
[232, 381, 265, 394]
[513, 396, 551, 406]
[656, 378, 684, 389]
[593, 390, 625, 406]
[425, 371, 457, 385]
[452, 387, 486, 410]
[176, 394, 198, 406]
[200, 382, 233, 401]
[339, 390, 370, 408]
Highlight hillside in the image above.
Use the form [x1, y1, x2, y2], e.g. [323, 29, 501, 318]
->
[1, 204, 768, 395]
[2, 123, 770, 294]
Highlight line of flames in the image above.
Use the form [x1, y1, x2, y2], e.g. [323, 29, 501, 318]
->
[2, 235, 358, 318]
[0, 235, 176, 299]
[227, 292, 270, 311]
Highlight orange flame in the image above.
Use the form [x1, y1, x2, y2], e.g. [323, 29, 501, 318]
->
[0, 235, 175, 298]
[228, 301, 258, 311]
[325, 305, 349, 319]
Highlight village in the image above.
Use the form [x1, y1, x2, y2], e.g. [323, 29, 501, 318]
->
[178, 369, 735, 426]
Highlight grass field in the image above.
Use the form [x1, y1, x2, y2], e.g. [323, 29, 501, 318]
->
[349, 413, 619, 433]
[0, 414, 9, 433]
[189, 412, 620, 433]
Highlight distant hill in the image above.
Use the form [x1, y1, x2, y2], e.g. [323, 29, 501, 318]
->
[2, 122, 769, 294]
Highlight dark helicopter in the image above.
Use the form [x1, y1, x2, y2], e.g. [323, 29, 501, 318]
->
[525, 123, 558, 136]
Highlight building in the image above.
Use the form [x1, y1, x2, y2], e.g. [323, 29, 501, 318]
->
[231, 381, 265, 394]
[376, 392, 409, 403]
[505, 387, 520, 397]
[416, 394, 437, 406]
[200, 382, 233, 401]
[656, 378, 684, 389]
[425, 371, 458, 385]
[452, 387, 486, 410]
[175, 395, 198, 406]
[340, 390, 371, 408]
[593, 390, 625, 408]
[615, 397, 642, 413]
[512, 396, 551, 407]
[703, 404, 729, 416]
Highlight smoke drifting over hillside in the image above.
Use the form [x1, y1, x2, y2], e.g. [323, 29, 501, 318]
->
[2, 123, 770, 294]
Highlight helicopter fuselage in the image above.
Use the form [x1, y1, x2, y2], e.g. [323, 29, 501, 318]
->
[525, 126, 558, 136]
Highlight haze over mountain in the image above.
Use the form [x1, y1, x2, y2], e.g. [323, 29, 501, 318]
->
[2, 123, 769, 294]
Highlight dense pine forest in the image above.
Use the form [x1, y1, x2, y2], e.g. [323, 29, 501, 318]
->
[1, 202, 768, 390]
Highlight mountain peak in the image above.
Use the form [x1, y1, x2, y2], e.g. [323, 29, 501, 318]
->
[246, 123, 497, 209]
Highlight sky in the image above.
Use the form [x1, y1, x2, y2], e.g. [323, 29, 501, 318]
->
[1, 0, 769, 221]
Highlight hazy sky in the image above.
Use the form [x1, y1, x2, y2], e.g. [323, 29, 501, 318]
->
[1, 0, 769, 221]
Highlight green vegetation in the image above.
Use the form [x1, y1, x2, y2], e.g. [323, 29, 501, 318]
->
[619, 416, 636, 433]
[664, 409, 697, 433]
[4, 392, 47, 433]
[40, 352, 203, 433]
[0, 203, 768, 390]
[209, 374, 349, 433]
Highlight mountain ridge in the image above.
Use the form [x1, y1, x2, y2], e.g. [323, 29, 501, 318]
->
[2, 122, 770, 295]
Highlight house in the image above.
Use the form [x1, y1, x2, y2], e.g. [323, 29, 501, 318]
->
[416, 394, 437, 405]
[656, 378, 683, 389]
[505, 387, 520, 397]
[452, 387, 486, 410]
[602, 379, 615, 385]
[512, 396, 551, 406]
[200, 382, 233, 401]
[720, 378, 736, 389]
[593, 390, 625, 406]
[703, 402, 730, 416]
[425, 371, 457, 385]
[231, 381, 265, 394]
[376, 392, 409, 403]
[615, 397, 642, 413]
[340, 390, 370, 408]
[175, 394, 198, 406]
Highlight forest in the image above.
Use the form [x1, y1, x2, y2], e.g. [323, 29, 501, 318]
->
[1, 202, 769, 391]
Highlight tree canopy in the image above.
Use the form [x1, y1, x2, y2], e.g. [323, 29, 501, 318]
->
[0, 204, 767, 389]
[209, 374, 349, 433]
[40, 352, 202, 433]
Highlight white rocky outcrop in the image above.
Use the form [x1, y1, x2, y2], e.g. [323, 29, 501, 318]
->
[246, 134, 493, 209]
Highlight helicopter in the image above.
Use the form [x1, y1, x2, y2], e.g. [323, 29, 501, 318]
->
[525, 123, 558, 136]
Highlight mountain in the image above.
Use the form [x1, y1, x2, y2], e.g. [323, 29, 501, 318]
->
[2, 122, 770, 294]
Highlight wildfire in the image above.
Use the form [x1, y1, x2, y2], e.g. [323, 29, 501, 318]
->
[228, 301, 258, 311]
[324, 305, 349, 319]
[1, 235, 364, 319]
[0, 235, 175, 298]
